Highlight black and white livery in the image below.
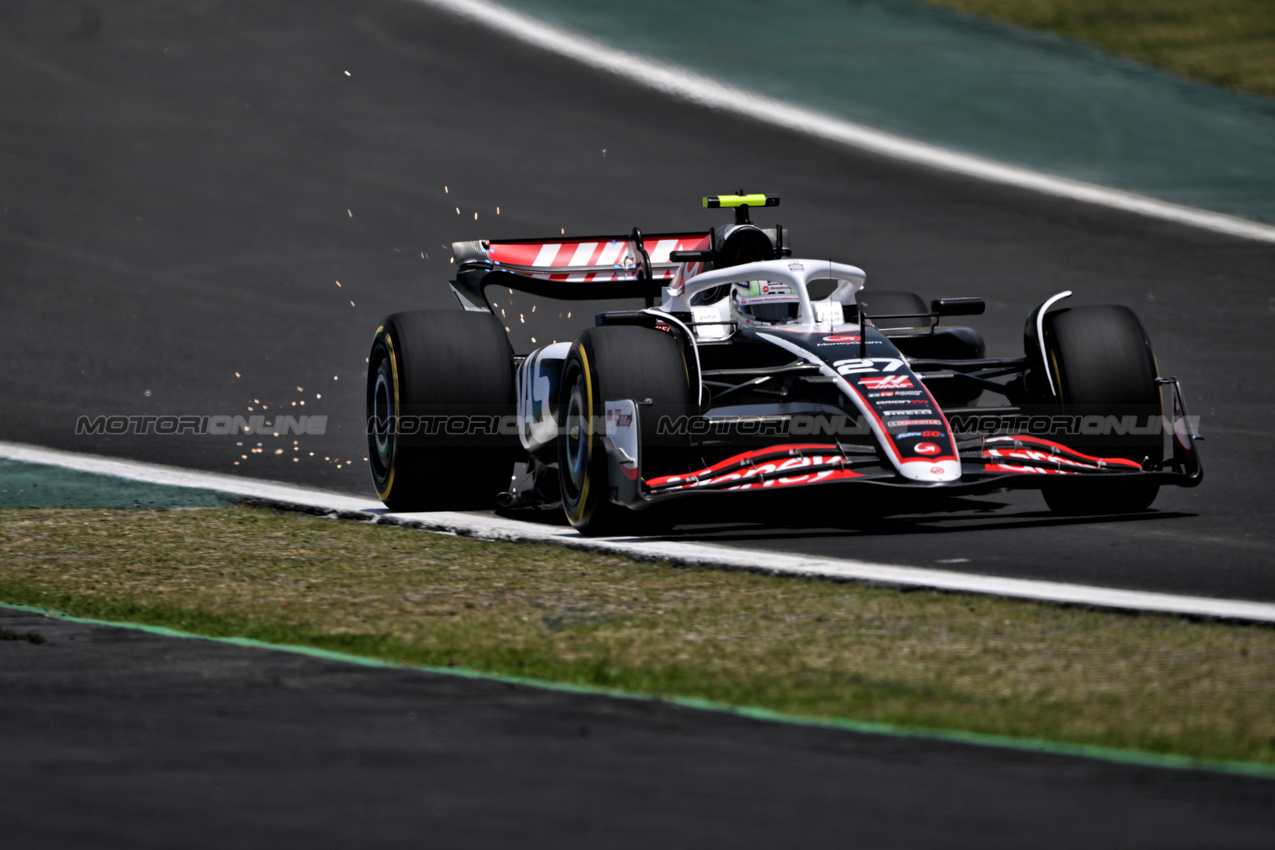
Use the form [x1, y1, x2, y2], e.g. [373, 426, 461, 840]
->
[367, 194, 1202, 534]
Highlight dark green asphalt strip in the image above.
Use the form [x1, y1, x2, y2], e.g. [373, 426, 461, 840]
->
[4, 601, 1273, 781]
[494, 0, 1275, 222]
[0, 458, 235, 508]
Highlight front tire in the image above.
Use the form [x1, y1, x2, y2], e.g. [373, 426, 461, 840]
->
[558, 326, 691, 536]
[367, 310, 516, 511]
[1041, 305, 1162, 515]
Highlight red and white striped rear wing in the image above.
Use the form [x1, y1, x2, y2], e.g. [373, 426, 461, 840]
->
[449, 232, 711, 309]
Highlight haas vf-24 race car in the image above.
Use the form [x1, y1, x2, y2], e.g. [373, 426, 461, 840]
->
[366, 194, 1201, 534]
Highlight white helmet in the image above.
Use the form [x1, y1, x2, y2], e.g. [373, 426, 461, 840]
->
[731, 280, 801, 326]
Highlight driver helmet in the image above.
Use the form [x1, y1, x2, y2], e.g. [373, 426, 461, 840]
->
[732, 280, 801, 325]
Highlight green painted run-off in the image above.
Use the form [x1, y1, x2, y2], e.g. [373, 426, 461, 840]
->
[497, 0, 1275, 224]
[0, 459, 235, 509]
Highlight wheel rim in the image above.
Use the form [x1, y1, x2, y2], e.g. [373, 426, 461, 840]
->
[367, 347, 396, 484]
[562, 368, 589, 503]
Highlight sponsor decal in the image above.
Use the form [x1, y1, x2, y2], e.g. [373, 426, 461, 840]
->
[859, 374, 913, 390]
[739, 294, 797, 305]
[834, 357, 905, 376]
[930, 466, 946, 475]
[895, 431, 924, 439]
[887, 419, 942, 427]
[819, 335, 882, 346]
[605, 406, 633, 428]
[914, 442, 941, 455]
[788, 262, 805, 271]
[923, 431, 942, 437]
[883, 408, 933, 416]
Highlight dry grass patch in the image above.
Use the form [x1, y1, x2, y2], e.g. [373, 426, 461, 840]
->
[2, 505, 1273, 764]
[923, 0, 1275, 98]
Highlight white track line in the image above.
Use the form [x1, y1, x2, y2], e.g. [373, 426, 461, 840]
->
[411, 0, 1275, 244]
[4, 441, 1274, 624]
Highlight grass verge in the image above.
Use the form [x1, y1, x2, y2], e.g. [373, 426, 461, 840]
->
[921, 0, 1275, 99]
[2, 504, 1273, 766]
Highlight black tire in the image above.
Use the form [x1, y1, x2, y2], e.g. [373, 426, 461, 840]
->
[859, 291, 928, 329]
[1041, 305, 1162, 515]
[367, 310, 516, 511]
[558, 326, 691, 536]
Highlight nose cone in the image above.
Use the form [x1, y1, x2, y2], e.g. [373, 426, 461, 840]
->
[898, 458, 962, 483]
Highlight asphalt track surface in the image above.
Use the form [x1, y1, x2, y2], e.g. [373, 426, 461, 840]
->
[4, 0, 1274, 602]
[2, 2, 1275, 842]
[5, 606, 1275, 849]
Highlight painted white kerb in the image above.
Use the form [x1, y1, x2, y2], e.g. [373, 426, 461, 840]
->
[2, 441, 1273, 624]
[409, 0, 1275, 245]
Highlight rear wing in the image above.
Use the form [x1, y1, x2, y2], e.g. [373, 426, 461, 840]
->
[449, 230, 711, 310]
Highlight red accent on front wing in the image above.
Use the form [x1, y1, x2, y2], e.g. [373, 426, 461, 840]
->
[980, 436, 1146, 475]
[646, 444, 863, 492]
[983, 463, 1073, 475]
[986, 435, 1143, 468]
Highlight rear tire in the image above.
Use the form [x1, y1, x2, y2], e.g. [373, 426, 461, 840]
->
[367, 310, 516, 511]
[1041, 305, 1162, 515]
[558, 326, 690, 536]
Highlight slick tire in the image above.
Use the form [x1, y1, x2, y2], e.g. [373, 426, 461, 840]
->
[367, 310, 516, 511]
[1041, 305, 1162, 515]
[558, 326, 691, 536]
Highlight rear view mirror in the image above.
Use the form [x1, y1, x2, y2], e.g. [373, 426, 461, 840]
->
[931, 297, 985, 317]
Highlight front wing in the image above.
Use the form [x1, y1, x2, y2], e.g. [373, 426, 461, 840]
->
[602, 381, 1202, 508]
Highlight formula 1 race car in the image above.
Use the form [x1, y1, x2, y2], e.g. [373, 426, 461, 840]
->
[366, 194, 1202, 534]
